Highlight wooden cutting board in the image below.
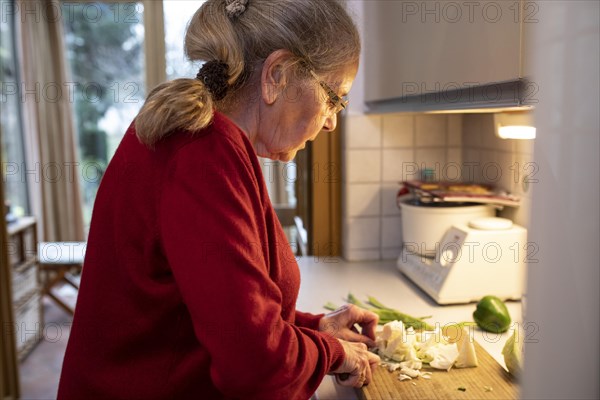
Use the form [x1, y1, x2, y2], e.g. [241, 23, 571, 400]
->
[357, 342, 518, 400]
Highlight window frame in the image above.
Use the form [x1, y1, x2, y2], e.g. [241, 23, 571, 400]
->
[1, 0, 31, 218]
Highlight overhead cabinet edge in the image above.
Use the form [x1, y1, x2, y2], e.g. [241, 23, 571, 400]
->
[364, 0, 528, 112]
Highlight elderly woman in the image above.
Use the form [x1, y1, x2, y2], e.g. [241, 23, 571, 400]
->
[58, 0, 380, 398]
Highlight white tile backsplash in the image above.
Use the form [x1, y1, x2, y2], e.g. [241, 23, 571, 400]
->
[380, 247, 402, 260]
[345, 149, 381, 183]
[461, 148, 482, 182]
[381, 184, 402, 216]
[344, 114, 382, 149]
[341, 111, 533, 261]
[478, 115, 514, 152]
[381, 216, 403, 248]
[496, 151, 516, 193]
[345, 183, 381, 217]
[511, 152, 537, 197]
[382, 149, 415, 183]
[444, 147, 463, 181]
[447, 115, 463, 146]
[414, 148, 447, 176]
[476, 115, 496, 149]
[461, 112, 534, 235]
[415, 115, 447, 147]
[479, 149, 500, 183]
[344, 217, 381, 250]
[490, 132, 515, 154]
[462, 113, 535, 193]
[382, 115, 414, 148]
[462, 114, 484, 148]
[515, 134, 535, 155]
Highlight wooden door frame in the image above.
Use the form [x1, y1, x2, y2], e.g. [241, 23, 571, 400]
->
[309, 122, 342, 257]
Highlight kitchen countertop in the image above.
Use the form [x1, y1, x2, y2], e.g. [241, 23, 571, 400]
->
[295, 257, 522, 400]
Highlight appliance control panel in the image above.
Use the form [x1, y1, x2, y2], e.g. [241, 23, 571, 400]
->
[397, 252, 445, 292]
[397, 223, 527, 304]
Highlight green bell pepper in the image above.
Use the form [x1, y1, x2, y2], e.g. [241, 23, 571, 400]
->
[473, 295, 511, 333]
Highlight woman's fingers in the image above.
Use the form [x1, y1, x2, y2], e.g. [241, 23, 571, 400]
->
[340, 329, 376, 347]
[333, 340, 379, 388]
[365, 365, 372, 386]
[364, 350, 379, 386]
[367, 353, 380, 386]
[358, 313, 379, 341]
[319, 304, 380, 346]
[349, 305, 379, 341]
[354, 347, 379, 387]
[367, 350, 381, 365]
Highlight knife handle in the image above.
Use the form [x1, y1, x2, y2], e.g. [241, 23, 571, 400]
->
[337, 373, 368, 387]
[338, 373, 350, 381]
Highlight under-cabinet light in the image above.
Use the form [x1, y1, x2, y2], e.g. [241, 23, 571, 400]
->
[495, 112, 536, 140]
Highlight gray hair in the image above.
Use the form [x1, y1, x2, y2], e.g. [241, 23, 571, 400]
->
[135, 0, 360, 146]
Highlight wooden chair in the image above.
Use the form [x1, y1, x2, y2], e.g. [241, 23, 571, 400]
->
[37, 242, 86, 315]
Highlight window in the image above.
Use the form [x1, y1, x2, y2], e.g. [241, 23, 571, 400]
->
[62, 1, 209, 230]
[1, 0, 30, 221]
[164, 1, 205, 80]
[61, 1, 146, 227]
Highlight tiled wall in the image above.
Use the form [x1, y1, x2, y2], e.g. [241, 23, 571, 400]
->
[341, 112, 534, 261]
[341, 113, 463, 261]
[462, 113, 535, 228]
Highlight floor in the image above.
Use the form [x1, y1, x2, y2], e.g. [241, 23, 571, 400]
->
[18, 286, 75, 399]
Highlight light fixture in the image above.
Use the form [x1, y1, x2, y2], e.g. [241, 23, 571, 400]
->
[494, 111, 536, 140]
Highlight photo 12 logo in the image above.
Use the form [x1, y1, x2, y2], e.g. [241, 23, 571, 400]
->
[1, 2, 142, 24]
[2, 161, 104, 185]
[401, 161, 539, 185]
[0, 81, 141, 105]
[399, 80, 539, 106]
[402, 240, 539, 265]
[398, 1, 540, 24]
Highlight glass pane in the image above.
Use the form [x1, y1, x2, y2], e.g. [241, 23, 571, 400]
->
[163, 1, 205, 80]
[61, 2, 146, 229]
[1, 1, 30, 220]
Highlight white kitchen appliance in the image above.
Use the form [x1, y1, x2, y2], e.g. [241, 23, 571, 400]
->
[398, 198, 495, 257]
[397, 217, 527, 304]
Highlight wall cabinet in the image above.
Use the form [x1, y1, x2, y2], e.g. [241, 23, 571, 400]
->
[364, 0, 533, 112]
[7, 217, 43, 361]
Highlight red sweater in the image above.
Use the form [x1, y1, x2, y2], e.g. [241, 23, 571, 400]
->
[57, 112, 344, 399]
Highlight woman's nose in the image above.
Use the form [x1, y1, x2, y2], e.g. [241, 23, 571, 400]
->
[322, 113, 337, 132]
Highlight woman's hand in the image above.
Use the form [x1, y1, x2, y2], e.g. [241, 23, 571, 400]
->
[319, 304, 379, 347]
[332, 339, 380, 387]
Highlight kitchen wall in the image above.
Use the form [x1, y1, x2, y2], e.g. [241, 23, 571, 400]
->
[341, 112, 535, 261]
[462, 113, 535, 228]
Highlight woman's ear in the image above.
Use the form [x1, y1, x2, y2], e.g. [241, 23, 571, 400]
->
[261, 49, 295, 105]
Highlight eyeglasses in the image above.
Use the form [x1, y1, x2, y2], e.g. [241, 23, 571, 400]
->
[308, 69, 349, 115]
